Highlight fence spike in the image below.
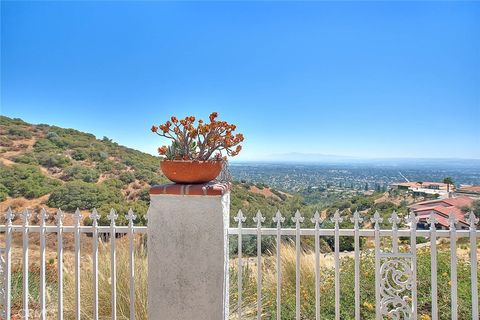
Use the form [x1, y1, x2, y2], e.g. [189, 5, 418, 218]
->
[467, 211, 479, 227]
[107, 208, 118, 224]
[273, 210, 285, 225]
[331, 209, 343, 224]
[371, 210, 382, 227]
[5, 207, 14, 223]
[448, 213, 458, 229]
[406, 211, 417, 224]
[55, 208, 64, 224]
[21, 208, 31, 224]
[292, 209, 304, 223]
[40, 207, 48, 222]
[89, 208, 100, 221]
[253, 210, 265, 225]
[427, 212, 438, 226]
[388, 210, 400, 228]
[234, 209, 246, 223]
[126, 208, 137, 223]
[74, 208, 82, 224]
[350, 210, 363, 225]
[311, 210, 323, 225]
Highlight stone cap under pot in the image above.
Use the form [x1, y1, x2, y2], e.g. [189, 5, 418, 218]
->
[149, 182, 231, 196]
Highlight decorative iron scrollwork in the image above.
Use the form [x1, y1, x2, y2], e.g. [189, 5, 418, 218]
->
[380, 258, 413, 319]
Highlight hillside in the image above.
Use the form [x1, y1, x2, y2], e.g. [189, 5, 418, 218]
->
[0, 116, 300, 225]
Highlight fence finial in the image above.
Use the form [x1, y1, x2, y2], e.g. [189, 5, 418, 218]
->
[467, 211, 479, 228]
[90, 208, 100, 225]
[426, 212, 437, 226]
[406, 211, 417, 223]
[448, 213, 458, 229]
[234, 209, 246, 224]
[273, 210, 285, 226]
[55, 208, 64, 223]
[389, 210, 400, 229]
[292, 210, 304, 224]
[5, 207, 14, 223]
[331, 209, 343, 225]
[107, 208, 118, 225]
[351, 210, 363, 225]
[253, 210, 265, 226]
[21, 208, 31, 225]
[371, 210, 382, 228]
[74, 208, 82, 224]
[311, 210, 323, 225]
[127, 208, 137, 223]
[40, 208, 48, 223]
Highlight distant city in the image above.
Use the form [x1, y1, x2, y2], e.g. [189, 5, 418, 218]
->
[230, 161, 480, 192]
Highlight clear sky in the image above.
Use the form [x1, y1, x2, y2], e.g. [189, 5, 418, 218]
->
[1, 1, 479, 160]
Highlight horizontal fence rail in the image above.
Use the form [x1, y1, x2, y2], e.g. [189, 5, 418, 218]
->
[229, 209, 479, 320]
[0, 207, 146, 320]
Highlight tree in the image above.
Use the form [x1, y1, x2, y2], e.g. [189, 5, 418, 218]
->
[442, 177, 454, 193]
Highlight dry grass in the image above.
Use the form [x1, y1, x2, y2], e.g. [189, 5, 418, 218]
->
[63, 237, 148, 320]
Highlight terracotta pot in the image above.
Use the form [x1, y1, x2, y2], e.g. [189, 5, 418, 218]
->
[160, 160, 223, 184]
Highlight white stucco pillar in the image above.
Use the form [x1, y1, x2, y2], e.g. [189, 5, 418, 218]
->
[147, 183, 230, 320]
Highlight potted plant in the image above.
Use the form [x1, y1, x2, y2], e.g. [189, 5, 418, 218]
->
[151, 112, 244, 184]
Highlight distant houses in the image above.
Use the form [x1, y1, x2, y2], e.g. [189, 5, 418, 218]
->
[408, 196, 474, 230]
[391, 181, 451, 198]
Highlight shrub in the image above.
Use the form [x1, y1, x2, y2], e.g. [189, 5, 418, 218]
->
[47, 181, 123, 211]
[0, 164, 61, 199]
[119, 172, 136, 184]
[12, 152, 39, 165]
[71, 149, 88, 161]
[90, 151, 109, 162]
[33, 138, 60, 153]
[62, 166, 99, 183]
[36, 152, 71, 168]
[7, 126, 32, 139]
[0, 183, 8, 201]
[46, 131, 59, 139]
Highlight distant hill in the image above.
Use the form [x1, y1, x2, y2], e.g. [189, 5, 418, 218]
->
[0, 116, 297, 225]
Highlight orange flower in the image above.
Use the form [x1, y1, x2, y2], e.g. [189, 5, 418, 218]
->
[158, 146, 168, 155]
[209, 112, 218, 122]
[151, 125, 158, 133]
[171, 116, 178, 123]
[159, 125, 169, 133]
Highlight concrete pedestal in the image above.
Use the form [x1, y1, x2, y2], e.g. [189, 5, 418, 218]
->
[147, 183, 230, 320]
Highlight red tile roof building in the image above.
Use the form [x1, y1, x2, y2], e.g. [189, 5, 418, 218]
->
[409, 196, 474, 230]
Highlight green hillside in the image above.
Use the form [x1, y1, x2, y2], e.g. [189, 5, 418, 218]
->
[0, 116, 306, 225]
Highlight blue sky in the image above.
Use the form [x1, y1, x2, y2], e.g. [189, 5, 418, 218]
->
[1, 1, 479, 160]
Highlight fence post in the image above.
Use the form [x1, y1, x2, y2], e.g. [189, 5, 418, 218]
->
[147, 182, 230, 320]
